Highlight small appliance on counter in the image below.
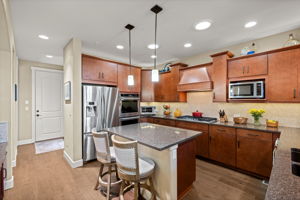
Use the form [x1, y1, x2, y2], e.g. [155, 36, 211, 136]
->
[140, 106, 156, 116]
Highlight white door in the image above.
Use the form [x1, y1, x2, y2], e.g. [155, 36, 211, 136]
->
[34, 70, 64, 141]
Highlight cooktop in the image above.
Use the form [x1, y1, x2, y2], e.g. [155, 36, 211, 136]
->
[177, 115, 218, 123]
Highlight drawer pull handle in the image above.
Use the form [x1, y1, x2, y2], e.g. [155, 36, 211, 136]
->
[247, 133, 259, 137]
[217, 129, 226, 132]
[209, 136, 212, 142]
[237, 140, 240, 148]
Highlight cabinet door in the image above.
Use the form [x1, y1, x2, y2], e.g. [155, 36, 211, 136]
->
[118, 65, 141, 93]
[228, 55, 267, 78]
[268, 49, 299, 102]
[82, 55, 117, 85]
[236, 129, 272, 177]
[209, 125, 236, 166]
[175, 121, 209, 158]
[141, 70, 154, 102]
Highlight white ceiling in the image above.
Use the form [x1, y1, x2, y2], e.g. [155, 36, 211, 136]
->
[10, 0, 300, 67]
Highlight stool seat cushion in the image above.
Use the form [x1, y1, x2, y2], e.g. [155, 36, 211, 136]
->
[139, 157, 155, 179]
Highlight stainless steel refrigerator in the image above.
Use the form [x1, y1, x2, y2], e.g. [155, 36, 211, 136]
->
[82, 85, 119, 162]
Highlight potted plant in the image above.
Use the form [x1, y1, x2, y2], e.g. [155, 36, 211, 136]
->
[248, 109, 265, 126]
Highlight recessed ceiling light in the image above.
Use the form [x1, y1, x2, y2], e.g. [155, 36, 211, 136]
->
[147, 44, 159, 49]
[244, 21, 257, 28]
[184, 43, 192, 48]
[116, 45, 124, 50]
[195, 21, 211, 30]
[151, 55, 157, 59]
[38, 34, 49, 40]
[46, 55, 53, 58]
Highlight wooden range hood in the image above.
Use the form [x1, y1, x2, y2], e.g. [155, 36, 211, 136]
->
[177, 63, 213, 92]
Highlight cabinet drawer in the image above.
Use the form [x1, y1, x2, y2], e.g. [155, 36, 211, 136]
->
[140, 117, 153, 123]
[152, 118, 176, 126]
[237, 129, 272, 141]
[210, 125, 235, 135]
[175, 121, 209, 131]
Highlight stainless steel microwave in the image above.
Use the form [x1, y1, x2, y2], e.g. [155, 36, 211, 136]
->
[229, 80, 265, 99]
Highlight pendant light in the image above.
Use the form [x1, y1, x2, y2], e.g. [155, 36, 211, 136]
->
[125, 24, 135, 86]
[151, 5, 162, 82]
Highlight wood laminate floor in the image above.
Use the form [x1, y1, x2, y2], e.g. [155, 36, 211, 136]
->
[4, 144, 267, 200]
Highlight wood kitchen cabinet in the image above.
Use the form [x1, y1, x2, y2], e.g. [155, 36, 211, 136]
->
[154, 63, 187, 102]
[117, 64, 141, 93]
[152, 118, 176, 126]
[82, 54, 118, 85]
[140, 117, 153, 123]
[268, 48, 300, 102]
[141, 70, 154, 102]
[228, 54, 268, 78]
[175, 121, 209, 158]
[209, 125, 236, 167]
[236, 129, 273, 177]
[211, 51, 233, 102]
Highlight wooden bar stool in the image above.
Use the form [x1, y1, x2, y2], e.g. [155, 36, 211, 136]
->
[92, 131, 121, 200]
[111, 135, 156, 200]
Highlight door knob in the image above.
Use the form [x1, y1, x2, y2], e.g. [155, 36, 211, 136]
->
[36, 114, 40, 117]
[36, 110, 39, 112]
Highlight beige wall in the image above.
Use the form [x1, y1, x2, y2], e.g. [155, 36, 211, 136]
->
[0, 0, 17, 187]
[63, 38, 82, 163]
[18, 59, 63, 141]
[142, 28, 300, 128]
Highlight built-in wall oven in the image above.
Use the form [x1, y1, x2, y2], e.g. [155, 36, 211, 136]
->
[119, 93, 140, 125]
[229, 80, 265, 99]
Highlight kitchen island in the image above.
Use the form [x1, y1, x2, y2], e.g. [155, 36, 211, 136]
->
[105, 123, 201, 200]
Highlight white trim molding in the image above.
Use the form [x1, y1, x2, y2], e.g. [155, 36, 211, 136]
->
[12, 160, 16, 167]
[18, 139, 34, 146]
[4, 176, 14, 190]
[63, 151, 83, 168]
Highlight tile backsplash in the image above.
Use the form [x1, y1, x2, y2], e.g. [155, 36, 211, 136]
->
[141, 92, 300, 128]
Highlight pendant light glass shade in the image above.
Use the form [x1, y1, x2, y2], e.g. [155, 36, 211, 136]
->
[151, 69, 159, 82]
[128, 74, 134, 85]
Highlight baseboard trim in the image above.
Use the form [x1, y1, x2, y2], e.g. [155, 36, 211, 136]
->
[12, 159, 16, 167]
[4, 176, 14, 190]
[63, 151, 83, 168]
[18, 139, 34, 146]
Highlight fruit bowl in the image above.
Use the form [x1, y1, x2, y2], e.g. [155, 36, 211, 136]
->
[266, 119, 279, 128]
[233, 117, 248, 124]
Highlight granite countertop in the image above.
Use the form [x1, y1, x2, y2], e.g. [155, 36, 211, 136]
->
[144, 115, 300, 199]
[105, 123, 201, 151]
[0, 142, 7, 165]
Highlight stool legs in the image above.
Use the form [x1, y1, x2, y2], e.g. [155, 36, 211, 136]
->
[94, 164, 104, 190]
[106, 165, 112, 200]
[149, 177, 156, 200]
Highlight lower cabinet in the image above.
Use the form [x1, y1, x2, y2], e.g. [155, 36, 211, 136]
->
[139, 117, 154, 123]
[236, 129, 273, 177]
[209, 125, 236, 167]
[152, 118, 176, 126]
[175, 121, 209, 158]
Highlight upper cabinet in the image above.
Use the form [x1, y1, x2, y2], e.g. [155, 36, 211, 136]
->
[228, 54, 268, 78]
[267, 48, 300, 102]
[117, 64, 141, 93]
[154, 63, 187, 102]
[141, 70, 154, 102]
[82, 54, 118, 86]
[211, 51, 234, 102]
